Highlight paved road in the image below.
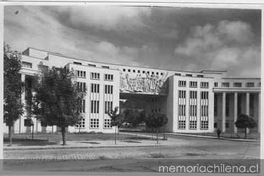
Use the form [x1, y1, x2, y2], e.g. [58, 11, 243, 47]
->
[3, 135, 260, 172]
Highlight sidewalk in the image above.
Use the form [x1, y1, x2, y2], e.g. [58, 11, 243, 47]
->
[3, 134, 177, 151]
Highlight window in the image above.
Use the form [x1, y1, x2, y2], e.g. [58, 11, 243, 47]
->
[91, 100, 99, 113]
[76, 118, 85, 128]
[128, 69, 131, 72]
[189, 121, 197, 130]
[22, 61, 32, 68]
[91, 84, 100, 93]
[246, 82, 255, 87]
[175, 73, 181, 76]
[190, 91, 197, 99]
[105, 85, 113, 94]
[225, 122, 229, 128]
[88, 64, 96, 67]
[133, 70, 136, 73]
[179, 90, 186, 98]
[156, 72, 159, 75]
[77, 82, 86, 92]
[138, 70, 141, 73]
[201, 82, 209, 88]
[197, 75, 204, 78]
[234, 82, 242, 87]
[186, 74, 192, 77]
[104, 119, 111, 128]
[201, 121, 208, 130]
[102, 66, 110, 69]
[214, 122, 217, 128]
[105, 101, 113, 114]
[189, 81, 197, 88]
[90, 119, 99, 128]
[179, 81, 186, 87]
[161, 73, 163, 76]
[201, 91, 209, 100]
[123, 69, 126, 72]
[179, 105, 186, 116]
[74, 62, 82, 65]
[222, 82, 230, 87]
[78, 99, 85, 113]
[91, 72, 100, 80]
[104, 74, 113, 81]
[178, 121, 186, 129]
[77, 70, 86, 78]
[214, 82, 218, 87]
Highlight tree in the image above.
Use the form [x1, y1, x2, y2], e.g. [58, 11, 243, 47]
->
[4, 44, 24, 146]
[123, 109, 145, 128]
[32, 67, 85, 145]
[235, 114, 257, 138]
[108, 107, 124, 144]
[145, 113, 168, 143]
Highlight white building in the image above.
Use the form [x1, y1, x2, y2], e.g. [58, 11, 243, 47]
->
[3, 47, 261, 134]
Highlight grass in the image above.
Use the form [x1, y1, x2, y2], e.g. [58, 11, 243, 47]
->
[182, 132, 260, 140]
[3, 132, 153, 146]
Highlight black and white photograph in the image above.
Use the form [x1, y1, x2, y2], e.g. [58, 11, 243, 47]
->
[1, 1, 262, 175]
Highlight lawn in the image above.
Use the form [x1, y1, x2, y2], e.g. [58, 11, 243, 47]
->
[3, 132, 155, 146]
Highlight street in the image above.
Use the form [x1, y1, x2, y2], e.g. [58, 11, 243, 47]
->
[3, 134, 260, 172]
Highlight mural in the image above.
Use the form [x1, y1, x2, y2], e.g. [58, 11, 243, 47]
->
[120, 72, 168, 94]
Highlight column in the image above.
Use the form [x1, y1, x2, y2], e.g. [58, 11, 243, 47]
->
[246, 93, 250, 133]
[222, 92, 226, 132]
[258, 93, 261, 133]
[234, 93, 238, 133]
[20, 74, 26, 133]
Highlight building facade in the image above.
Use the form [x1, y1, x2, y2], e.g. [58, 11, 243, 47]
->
[3, 47, 261, 134]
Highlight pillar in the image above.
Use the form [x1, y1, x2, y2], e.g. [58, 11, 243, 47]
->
[234, 93, 238, 133]
[222, 92, 226, 132]
[246, 93, 250, 133]
[258, 93, 261, 133]
[20, 74, 26, 133]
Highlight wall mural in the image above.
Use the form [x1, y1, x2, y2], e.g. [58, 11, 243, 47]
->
[120, 72, 168, 94]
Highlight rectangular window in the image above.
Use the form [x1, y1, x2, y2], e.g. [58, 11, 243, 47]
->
[174, 73, 181, 76]
[197, 75, 204, 78]
[201, 121, 208, 130]
[222, 82, 230, 87]
[214, 82, 218, 87]
[90, 119, 99, 128]
[186, 74, 192, 77]
[105, 85, 113, 94]
[104, 74, 114, 81]
[77, 82, 86, 92]
[77, 70, 86, 78]
[234, 82, 242, 87]
[91, 72, 100, 80]
[91, 100, 99, 114]
[178, 121, 186, 129]
[74, 62, 82, 65]
[201, 82, 209, 88]
[105, 101, 113, 114]
[102, 66, 109, 69]
[246, 82, 255, 87]
[179, 81, 186, 87]
[179, 90, 186, 98]
[201, 91, 209, 100]
[22, 61, 32, 68]
[78, 99, 85, 113]
[76, 118, 85, 128]
[104, 119, 112, 128]
[91, 84, 100, 93]
[189, 121, 197, 130]
[88, 64, 96, 67]
[189, 81, 197, 88]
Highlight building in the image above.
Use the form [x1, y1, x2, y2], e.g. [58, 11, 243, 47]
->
[3, 47, 261, 134]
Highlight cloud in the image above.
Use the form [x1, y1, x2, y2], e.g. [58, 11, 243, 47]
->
[174, 20, 260, 77]
[53, 6, 151, 31]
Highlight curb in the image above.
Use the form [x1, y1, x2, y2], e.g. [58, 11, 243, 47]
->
[167, 133, 259, 142]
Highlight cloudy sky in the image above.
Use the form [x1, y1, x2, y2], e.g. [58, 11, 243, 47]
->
[4, 5, 261, 77]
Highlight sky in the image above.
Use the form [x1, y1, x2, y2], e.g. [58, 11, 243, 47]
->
[4, 5, 261, 77]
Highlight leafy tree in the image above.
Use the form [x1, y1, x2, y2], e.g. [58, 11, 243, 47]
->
[235, 114, 257, 138]
[32, 67, 85, 145]
[123, 109, 145, 128]
[108, 106, 124, 144]
[4, 44, 24, 146]
[145, 113, 168, 143]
